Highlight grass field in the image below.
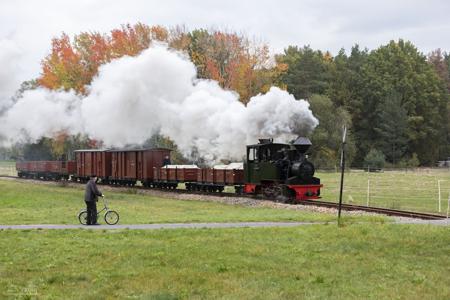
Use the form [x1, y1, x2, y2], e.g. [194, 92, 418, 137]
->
[318, 169, 450, 214]
[1, 168, 448, 299]
[0, 179, 385, 225]
[0, 225, 449, 299]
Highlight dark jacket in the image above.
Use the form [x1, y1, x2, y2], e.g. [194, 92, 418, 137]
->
[163, 158, 171, 166]
[85, 179, 102, 202]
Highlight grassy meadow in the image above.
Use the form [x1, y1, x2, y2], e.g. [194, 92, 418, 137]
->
[0, 167, 448, 299]
[0, 224, 449, 299]
[0, 178, 385, 225]
[317, 169, 450, 214]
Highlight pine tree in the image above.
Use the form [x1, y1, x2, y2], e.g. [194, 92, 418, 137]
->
[374, 92, 409, 165]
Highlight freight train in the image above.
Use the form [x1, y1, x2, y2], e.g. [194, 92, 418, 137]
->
[16, 137, 322, 202]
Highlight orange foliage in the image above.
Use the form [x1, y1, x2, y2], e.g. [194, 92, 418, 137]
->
[50, 131, 69, 158]
[39, 24, 277, 103]
[185, 29, 273, 103]
[39, 23, 168, 94]
[39, 34, 87, 93]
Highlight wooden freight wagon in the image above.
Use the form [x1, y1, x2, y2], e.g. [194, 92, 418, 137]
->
[194, 163, 244, 192]
[16, 161, 28, 177]
[225, 169, 244, 185]
[62, 161, 77, 178]
[153, 165, 199, 189]
[195, 167, 224, 192]
[16, 160, 75, 180]
[109, 148, 171, 186]
[74, 150, 111, 183]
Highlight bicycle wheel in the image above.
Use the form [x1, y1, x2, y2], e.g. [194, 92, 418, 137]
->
[104, 210, 119, 225]
[78, 210, 88, 225]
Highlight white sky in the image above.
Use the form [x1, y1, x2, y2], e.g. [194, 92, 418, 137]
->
[1, 0, 450, 83]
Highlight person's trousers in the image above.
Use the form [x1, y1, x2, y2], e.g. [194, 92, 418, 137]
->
[85, 201, 97, 225]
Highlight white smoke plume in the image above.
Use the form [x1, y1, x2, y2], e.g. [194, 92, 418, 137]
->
[0, 38, 23, 113]
[0, 45, 318, 162]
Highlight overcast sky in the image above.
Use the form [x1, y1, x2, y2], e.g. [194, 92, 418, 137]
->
[1, 0, 450, 83]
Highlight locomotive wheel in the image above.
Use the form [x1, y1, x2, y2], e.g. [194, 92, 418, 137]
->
[262, 184, 285, 201]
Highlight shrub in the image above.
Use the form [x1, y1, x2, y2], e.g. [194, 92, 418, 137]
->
[364, 149, 385, 170]
[398, 153, 420, 168]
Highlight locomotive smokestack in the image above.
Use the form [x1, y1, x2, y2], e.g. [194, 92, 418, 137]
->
[258, 138, 273, 144]
[292, 137, 312, 154]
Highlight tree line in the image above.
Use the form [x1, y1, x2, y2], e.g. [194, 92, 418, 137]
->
[5, 23, 450, 167]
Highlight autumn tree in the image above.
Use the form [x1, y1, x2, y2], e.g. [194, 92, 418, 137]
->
[428, 48, 450, 93]
[39, 33, 87, 93]
[186, 29, 274, 103]
[39, 23, 168, 94]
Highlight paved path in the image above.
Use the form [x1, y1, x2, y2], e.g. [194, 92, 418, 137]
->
[394, 218, 449, 226]
[0, 219, 448, 230]
[0, 222, 322, 230]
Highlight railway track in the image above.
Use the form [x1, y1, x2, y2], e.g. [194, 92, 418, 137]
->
[299, 200, 446, 220]
[1, 175, 447, 220]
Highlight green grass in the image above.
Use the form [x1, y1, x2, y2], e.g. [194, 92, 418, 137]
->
[0, 224, 449, 299]
[0, 179, 385, 225]
[318, 169, 450, 214]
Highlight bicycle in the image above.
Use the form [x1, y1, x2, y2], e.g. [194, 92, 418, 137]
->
[78, 197, 120, 225]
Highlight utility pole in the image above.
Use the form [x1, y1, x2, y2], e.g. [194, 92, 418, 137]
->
[338, 125, 347, 226]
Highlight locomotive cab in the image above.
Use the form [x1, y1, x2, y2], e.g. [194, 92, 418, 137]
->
[244, 138, 290, 184]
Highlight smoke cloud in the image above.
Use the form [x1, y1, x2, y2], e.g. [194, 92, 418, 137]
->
[0, 38, 23, 113]
[0, 45, 318, 162]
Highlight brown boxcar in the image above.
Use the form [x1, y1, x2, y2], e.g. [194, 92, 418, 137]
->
[153, 167, 162, 182]
[74, 150, 112, 182]
[109, 148, 171, 186]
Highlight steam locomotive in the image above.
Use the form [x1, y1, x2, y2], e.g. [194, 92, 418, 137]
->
[16, 138, 322, 202]
[244, 137, 321, 201]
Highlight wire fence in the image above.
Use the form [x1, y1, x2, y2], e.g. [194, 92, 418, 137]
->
[317, 167, 450, 215]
